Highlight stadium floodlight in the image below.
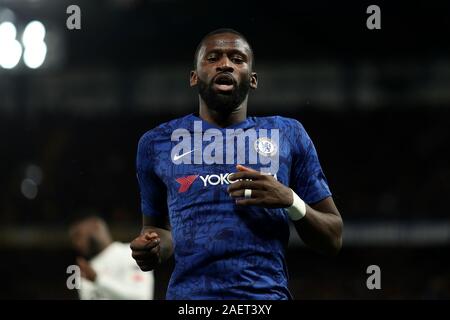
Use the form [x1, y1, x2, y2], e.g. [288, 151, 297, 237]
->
[0, 21, 16, 40]
[22, 20, 47, 69]
[22, 20, 45, 46]
[23, 40, 47, 69]
[21, 178, 38, 200]
[26, 164, 43, 185]
[0, 21, 22, 69]
[0, 8, 16, 24]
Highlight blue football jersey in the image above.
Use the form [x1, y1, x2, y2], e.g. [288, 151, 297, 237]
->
[136, 113, 331, 299]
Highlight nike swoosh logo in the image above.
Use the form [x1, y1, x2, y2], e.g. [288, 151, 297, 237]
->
[173, 149, 198, 161]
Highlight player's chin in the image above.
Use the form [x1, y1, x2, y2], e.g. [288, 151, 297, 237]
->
[138, 264, 154, 272]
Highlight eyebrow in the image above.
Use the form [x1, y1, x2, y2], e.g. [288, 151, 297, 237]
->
[204, 49, 249, 59]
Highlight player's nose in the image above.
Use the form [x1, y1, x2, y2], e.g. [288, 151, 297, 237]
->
[216, 56, 234, 73]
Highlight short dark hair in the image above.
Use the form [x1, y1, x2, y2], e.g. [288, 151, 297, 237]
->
[193, 28, 254, 69]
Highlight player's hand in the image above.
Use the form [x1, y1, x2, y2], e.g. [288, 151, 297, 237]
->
[130, 232, 161, 272]
[227, 164, 294, 208]
[76, 257, 97, 282]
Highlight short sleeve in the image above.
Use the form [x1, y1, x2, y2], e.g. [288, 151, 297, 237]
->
[136, 133, 167, 217]
[289, 120, 332, 204]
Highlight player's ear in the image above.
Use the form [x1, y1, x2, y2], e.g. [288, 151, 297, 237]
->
[190, 70, 198, 87]
[250, 72, 258, 89]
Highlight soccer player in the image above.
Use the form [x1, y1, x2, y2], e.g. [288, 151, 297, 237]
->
[69, 215, 154, 299]
[130, 28, 343, 299]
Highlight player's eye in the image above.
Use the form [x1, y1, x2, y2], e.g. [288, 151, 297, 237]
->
[206, 54, 218, 62]
[231, 56, 244, 64]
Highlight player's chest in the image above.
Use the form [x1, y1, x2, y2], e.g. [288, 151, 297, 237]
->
[152, 130, 294, 196]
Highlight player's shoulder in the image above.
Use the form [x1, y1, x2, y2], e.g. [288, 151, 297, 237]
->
[138, 114, 192, 146]
[253, 115, 306, 131]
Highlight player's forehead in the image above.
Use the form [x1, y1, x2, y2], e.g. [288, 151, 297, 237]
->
[200, 33, 251, 56]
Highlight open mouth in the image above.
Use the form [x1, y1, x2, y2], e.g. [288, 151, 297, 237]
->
[213, 73, 235, 92]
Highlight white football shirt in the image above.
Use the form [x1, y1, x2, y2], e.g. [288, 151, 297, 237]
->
[78, 242, 154, 300]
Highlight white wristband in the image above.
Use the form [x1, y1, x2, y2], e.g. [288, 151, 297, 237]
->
[286, 189, 307, 221]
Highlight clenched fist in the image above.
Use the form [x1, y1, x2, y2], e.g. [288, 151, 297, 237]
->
[130, 232, 161, 271]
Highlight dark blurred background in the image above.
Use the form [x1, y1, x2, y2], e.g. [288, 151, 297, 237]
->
[0, 0, 449, 299]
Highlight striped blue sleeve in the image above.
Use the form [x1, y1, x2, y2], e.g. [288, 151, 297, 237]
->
[289, 120, 332, 204]
[136, 132, 167, 217]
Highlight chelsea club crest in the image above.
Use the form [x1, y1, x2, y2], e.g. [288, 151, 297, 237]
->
[254, 137, 278, 157]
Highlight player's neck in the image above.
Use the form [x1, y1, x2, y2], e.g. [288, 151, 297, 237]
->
[98, 236, 114, 252]
[198, 99, 247, 128]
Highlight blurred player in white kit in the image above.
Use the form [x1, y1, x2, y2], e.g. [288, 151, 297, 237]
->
[69, 215, 154, 300]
